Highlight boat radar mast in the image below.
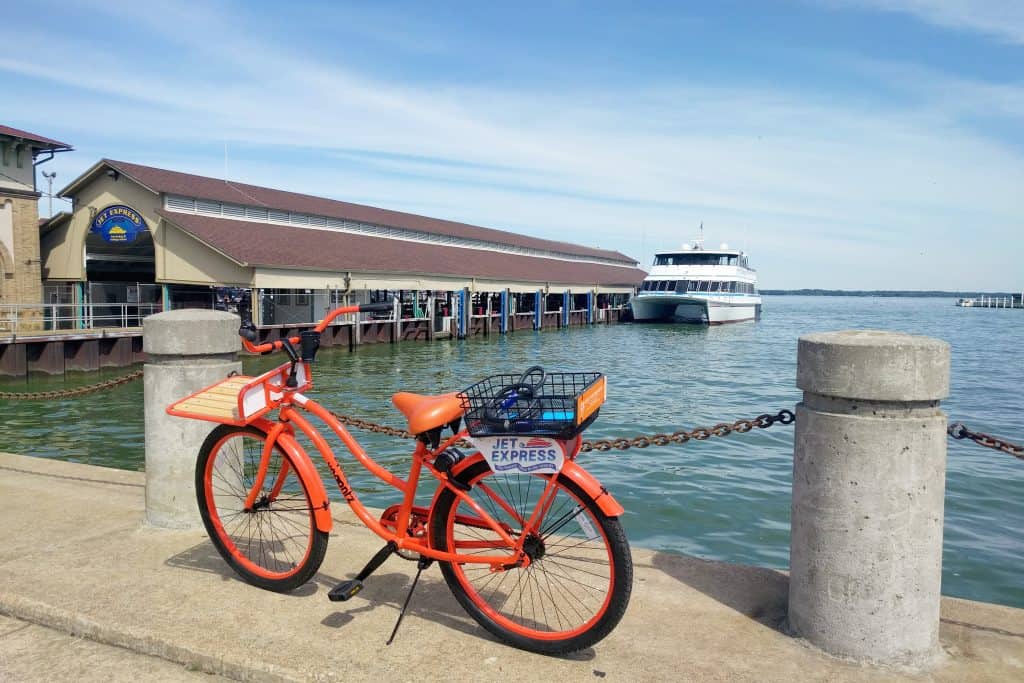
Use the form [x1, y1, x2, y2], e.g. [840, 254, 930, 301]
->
[692, 223, 705, 251]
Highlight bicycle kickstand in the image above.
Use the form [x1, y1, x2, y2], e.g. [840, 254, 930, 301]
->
[386, 557, 432, 646]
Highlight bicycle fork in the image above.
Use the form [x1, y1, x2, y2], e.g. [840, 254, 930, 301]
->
[242, 422, 289, 512]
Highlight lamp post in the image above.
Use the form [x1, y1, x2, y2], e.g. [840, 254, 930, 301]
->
[41, 170, 56, 216]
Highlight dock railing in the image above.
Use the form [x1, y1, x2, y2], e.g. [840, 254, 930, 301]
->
[0, 303, 164, 336]
[955, 293, 1023, 309]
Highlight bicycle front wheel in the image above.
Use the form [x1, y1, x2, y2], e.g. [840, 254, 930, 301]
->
[196, 424, 328, 592]
[431, 460, 632, 655]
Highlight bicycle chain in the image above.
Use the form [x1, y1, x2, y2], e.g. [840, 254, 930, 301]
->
[0, 368, 144, 401]
[948, 422, 1024, 461]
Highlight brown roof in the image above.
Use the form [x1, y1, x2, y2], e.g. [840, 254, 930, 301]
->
[0, 125, 72, 149]
[101, 159, 635, 265]
[158, 210, 646, 287]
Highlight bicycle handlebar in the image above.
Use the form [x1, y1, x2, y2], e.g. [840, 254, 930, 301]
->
[239, 302, 394, 354]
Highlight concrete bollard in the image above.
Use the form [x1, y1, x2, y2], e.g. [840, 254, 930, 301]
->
[789, 330, 950, 667]
[143, 310, 241, 528]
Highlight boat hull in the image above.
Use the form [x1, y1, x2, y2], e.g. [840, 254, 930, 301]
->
[630, 294, 761, 324]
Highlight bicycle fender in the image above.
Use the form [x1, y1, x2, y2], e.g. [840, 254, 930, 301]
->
[440, 453, 625, 518]
[559, 461, 625, 517]
[273, 432, 334, 533]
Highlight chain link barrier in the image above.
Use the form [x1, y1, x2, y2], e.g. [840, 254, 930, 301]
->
[327, 409, 1021, 465]
[327, 407, 798, 453]
[948, 422, 1024, 461]
[4, 375, 1021, 464]
[578, 409, 796, 452]
[328, 411, 414, 440]
[0, 369, 144, 401]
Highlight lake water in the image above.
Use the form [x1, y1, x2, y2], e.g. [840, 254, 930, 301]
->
[2, 296, 1021, 608]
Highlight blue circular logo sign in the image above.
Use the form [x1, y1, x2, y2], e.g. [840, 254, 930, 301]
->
[90, 205, 148, 243]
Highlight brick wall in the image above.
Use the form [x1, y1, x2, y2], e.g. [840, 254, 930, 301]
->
[0, 194, 44, 331]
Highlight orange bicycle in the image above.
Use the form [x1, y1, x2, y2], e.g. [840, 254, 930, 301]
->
[168, 302, 632, 654]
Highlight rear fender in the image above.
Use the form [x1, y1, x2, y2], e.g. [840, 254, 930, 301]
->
[434, 452, 625, 518]
[559, 460, 625, 517]
[272, 431, 333, 533]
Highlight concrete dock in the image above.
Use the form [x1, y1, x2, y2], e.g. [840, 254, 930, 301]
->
[1, 452, 1021, 682]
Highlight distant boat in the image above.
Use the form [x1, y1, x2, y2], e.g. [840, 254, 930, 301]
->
[630, 228, 761, 324]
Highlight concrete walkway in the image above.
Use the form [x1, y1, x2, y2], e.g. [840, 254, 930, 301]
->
[1, 452, 1021, 682]
[0, 614, 228, 682]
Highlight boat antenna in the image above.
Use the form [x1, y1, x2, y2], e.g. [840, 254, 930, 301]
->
[694, 222, 705, 250]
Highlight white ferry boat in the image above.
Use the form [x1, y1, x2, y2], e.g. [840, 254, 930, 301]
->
[630, 234, 761, 324]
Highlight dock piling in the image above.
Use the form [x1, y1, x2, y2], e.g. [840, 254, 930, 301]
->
[789, 330, 950, 667]
[143, 310, 241, 529]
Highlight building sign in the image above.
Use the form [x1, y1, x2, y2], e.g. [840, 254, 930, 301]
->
[90, 205, 148, 243]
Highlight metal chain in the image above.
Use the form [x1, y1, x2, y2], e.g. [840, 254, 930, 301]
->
[328, 407, 797, 453]
[579, 409, 796, 452]
[0, 368, 144, 401]
[328, 411, 414, 440]
[948, 422, 1024, 461]
[7, 380, 1019, 465]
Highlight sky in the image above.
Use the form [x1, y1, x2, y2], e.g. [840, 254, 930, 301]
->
[2, 0, 1022, 290]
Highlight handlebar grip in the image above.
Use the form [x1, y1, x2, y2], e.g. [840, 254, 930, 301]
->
[358, 302, 393, 313]
[238, 321, 258, 342]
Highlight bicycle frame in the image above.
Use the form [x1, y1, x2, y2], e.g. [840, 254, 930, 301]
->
[244, 391, 565, 569]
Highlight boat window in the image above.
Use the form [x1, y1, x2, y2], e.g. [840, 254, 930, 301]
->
[653, 253, 740, 266]
[660, 280, 671, 291]
[711, 281, 721, 292]
[675, 280, 686, 293]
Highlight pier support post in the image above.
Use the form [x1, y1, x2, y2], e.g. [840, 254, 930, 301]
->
[143, 310, 241, 529]
[789, 330, 950, 667]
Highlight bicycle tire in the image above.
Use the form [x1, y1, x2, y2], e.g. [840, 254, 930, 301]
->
[430, 460, 632, 654]
[196, 424, 328, 592]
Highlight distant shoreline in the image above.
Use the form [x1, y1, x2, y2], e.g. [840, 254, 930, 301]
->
[760, 290, 1021, 298]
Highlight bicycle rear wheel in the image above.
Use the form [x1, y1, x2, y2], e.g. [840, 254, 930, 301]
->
[196, 424, 328, 592]
[431, 460, 632, 654]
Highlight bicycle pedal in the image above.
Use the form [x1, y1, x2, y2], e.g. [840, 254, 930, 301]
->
[328, 579, 364, 602]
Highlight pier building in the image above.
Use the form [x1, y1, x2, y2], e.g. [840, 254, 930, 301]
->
[2, 156, 643, 375]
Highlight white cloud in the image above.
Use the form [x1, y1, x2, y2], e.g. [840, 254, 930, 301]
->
[824, 0, 1024, 45]
[2, 0, 1022, 290]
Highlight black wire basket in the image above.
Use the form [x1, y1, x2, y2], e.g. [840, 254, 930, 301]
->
[459, 372, 605, 439]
